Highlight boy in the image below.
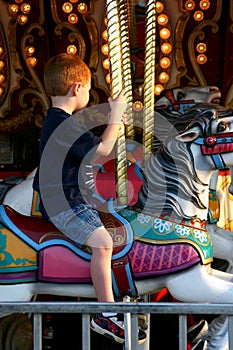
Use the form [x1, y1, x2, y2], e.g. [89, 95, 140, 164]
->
[33, 53, 146, 344]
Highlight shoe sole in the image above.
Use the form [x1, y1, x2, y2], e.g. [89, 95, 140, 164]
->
[90, 320, 147, 345]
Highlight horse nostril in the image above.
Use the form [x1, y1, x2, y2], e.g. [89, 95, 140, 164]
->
[209, 87, 219, 93]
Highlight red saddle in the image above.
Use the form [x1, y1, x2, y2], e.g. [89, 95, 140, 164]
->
[0, 204, 137, 297]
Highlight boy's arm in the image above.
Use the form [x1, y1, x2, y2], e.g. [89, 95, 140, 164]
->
[95, 90, 127, 157]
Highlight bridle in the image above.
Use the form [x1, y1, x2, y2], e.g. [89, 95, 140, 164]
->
[165, 89, 195, 113]
[193, 132, 233, 169]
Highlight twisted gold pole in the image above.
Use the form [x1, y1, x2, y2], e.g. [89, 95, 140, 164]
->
[143, 0, 156, 165]
[105, 1, 123, 96]
[126, 0, 138, 51]
[118, 0, 134, 140]
[106, 0, 132, 206]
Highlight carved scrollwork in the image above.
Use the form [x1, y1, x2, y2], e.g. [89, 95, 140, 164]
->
[0, 0, 104, 134]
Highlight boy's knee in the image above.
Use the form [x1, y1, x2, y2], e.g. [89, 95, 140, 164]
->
[101, 235, 113, 250]
[87, 227, 113, 250]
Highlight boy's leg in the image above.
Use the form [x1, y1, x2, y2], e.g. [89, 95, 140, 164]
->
[87, 226, 147, 344]
[86, 226, 114, 302]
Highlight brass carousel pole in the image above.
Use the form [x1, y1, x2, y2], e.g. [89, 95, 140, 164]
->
[143, 0, 156, 165]
[106, 0, 133, 207]
[118, 0, 134, 141]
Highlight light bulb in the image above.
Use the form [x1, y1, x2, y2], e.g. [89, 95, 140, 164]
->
[197, 54, 207, 64]
[160, 57, 171, 69]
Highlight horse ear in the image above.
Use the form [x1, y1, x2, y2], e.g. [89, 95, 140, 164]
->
[175, 126, 200, 142]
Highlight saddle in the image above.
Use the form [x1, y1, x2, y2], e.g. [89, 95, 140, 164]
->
[0, 203, 137, 298]
[0, 200, 213, 298]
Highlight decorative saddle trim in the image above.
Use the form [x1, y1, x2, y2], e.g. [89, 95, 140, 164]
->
[0, 203, 134, 261]
[118, 206, 213, 264]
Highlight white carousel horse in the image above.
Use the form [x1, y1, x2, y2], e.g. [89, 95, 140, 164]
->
[3, 86, 233, 274]
[2, 103, 233, 350]
[1, 103, 233, 306]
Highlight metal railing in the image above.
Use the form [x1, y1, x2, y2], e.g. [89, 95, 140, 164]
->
[1, 301, 233, 350]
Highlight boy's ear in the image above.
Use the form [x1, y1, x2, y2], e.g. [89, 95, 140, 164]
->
[72, 82, 81, 96]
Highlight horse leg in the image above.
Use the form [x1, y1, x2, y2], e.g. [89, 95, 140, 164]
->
[204, 268, 232, 349]
[205, 315, 228, 350]
[166, 266, 233, 349]
[166, 264, 233, 303]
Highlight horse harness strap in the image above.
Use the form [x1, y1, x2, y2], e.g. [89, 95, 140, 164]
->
[194, 132, 233, 169]
[164, 89, 195, 112]
[111, 256, 138, 298]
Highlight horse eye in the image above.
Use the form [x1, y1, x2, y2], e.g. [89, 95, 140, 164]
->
[177, 91, 185, 101]
[217, 121, 229, 132]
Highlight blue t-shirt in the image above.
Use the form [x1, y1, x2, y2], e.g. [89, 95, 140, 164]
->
[33, 107, 101, 218]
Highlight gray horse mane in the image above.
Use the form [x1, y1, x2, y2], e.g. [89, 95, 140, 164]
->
[153, 102, 229, 152]
[139, 103, 232, 220]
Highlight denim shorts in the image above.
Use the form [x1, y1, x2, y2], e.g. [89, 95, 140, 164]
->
[50, 203, 103, 245]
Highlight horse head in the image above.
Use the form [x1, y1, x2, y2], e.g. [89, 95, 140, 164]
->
[155, 86, 221, 113]
[153, 86, 221, 151]
[139, 103, 233, 222]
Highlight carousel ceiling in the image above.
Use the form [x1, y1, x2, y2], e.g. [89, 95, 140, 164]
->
[0, 0, 233, 134]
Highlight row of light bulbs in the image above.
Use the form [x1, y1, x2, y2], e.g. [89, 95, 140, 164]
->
[1, 50, 81, 95]
[25, 43, 79, 68]
[5, 1, 210, 98]
[21, 1, 88, 68]
[0, 47, 5, 96]
[8, 2, 31, 25]
[185, 0, 211, 65]
[62, 2, 87, 24]
[154, 1, 172, 96]
[8, 1, 88, 25]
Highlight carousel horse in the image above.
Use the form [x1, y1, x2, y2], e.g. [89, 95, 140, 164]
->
[3, 86, 233, 274]
[1, 103, 233, 311]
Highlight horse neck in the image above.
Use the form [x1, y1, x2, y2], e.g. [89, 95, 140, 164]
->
[139, 142, 210, 223]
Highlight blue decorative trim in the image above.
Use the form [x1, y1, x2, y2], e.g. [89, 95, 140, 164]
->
[134, 162, 143, 179]
[125, 262, 137, 297]
[0, 278, 36, 284]
[0, 201, 135, 262]
[0, 266, 37, 273]
[211, 154, 224, 169]
[0, 205, 92, 260]
[111, 270, 121, 298]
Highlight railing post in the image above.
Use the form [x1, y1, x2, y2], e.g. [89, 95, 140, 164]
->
[131, 313, 139, 350]
[229, 316, 233, 349]
[82, 314, 91, 350]
[179, 314, 187, 350]
[33, 313, 42, 350]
